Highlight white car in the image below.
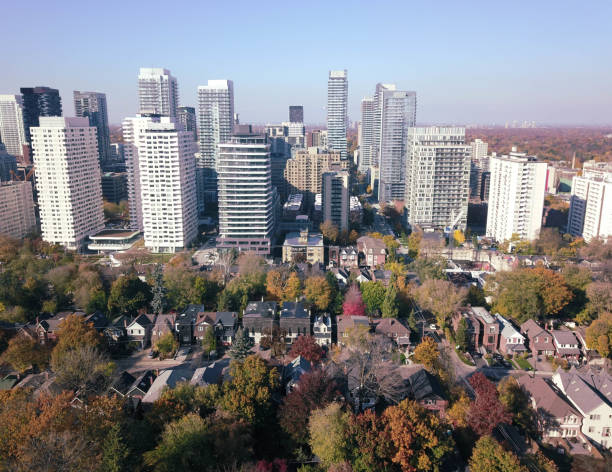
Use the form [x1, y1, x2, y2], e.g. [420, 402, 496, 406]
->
[429, 324, 438, 331]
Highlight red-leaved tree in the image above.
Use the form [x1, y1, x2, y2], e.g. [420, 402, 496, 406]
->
[255, 458, 288, 472]
[288, 335, 324, 364]
[468, 372, 511, 436]
[343, 285, 366, 317]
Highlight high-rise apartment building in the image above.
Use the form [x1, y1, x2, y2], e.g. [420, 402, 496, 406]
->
[0, 181, 36, 239]
[404, 127, 471, 230]
[377, 86, 417, 202]
[31, 117, 104, 250]
[135, 118, 197, 253]
[471, 139, 488, 160]
[327, 70, 348, 159]
[0, 144, 17, 181]
[20, 87, 62, 143]
[177, 106, 197, 142]
[217, 125, 279, 255]
[73, 91, 111, 166]
[289, 105, 304, 123]
[322, 170, 350, 231]
[284, 149, 349, 209]
[137, 68, 179, 117]
[358, 97, 375, 172]
[469, 139, 490, 200]
[0, 95, 27, 157]
[309, 129, 327, 148]
[197, 80, 235, 208]
[486, 148, 547, 242]
[567, 164, 612, 242]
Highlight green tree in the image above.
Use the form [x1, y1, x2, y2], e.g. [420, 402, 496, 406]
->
[100, 423, 130, 472]
[469, 436, 527, 472]
[107, 275, 152, 317]
[360, 281, 386, 315]
[381, 282, 399, 318]
[497, 377, 536, 436]
[2, 336, 50, 373]
[585, 313, 612, 358]
[414, 279, 466, 329]
[150, 264, 166, 315]
[201, 326, 217, 355]
[455, 318, 468, 350]
[155, 332, 178, 359]
[304, 276, 332, 312]
[229, 327, 252, 361]
[308, 403, 350, 467]
[409, 257, 447, 281]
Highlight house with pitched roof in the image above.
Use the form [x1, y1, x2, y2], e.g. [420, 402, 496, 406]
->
[373, 318, 411, 349]
[495, 314, 527, 357]
[243, 301, 278, 344]
[279, 302, 311, 345]
[552, 367, 612, 450]
[336, 315, 370, 346]
[520, 319, 555, 357]
[283, 355, 312, 393]
[399, 365, 448, 415]
[551, 330, 581, 361]
[151, 314, 177, 345]
[453, 306, 498, 352]
[357, 236, 387, 268]
[313, 314, 332, 346]
[126, 314, 155, 348]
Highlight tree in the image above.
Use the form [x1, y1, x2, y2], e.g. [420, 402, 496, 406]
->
[308, 403, 350, 467]
[345, 409, 395, 472]
[360, 281, 386, 315]
[407, 231, 422, 258]
[343, 285, 366, 317]
[100, 423, 130, 472]
[497, 377, 536, 436]
[107, 274, 152, 317]
[278, 369, 339, 445]
[469, 436, 527, 472]
[229, 327, 253, 361]
[586, 282, 612, 315]
[412, 337, 440, 373]
[202, 326, 217, 355]
[381, 281, 399, 318]
[383, 235, 399, 260]
[455, 318, 468, 350]
[446, 393, 471, 428]
[453, 229, 466, 246]
[409, 257, 447, 281]
[585, 313, 612, 358]
[150, 263, 166, 315]
[237, 252, 266, 277]
[51, 345, 114, 393]
[468, 372, 511, 436]
[267, 269, 302, 302]
[155, 331, 178, 359]
[288, 335, 324, 364]
[383, 399, 455, 471]
[220, 355, 280, 425]
[285, 271, 302, 301]
[466, 285, 487, 307]
[414, 279, 466, 329]
[2, 336, 50, 373]
[144, 414, 214, 472]
[304, 276, 332, 312]
[320, 220, 339, 243]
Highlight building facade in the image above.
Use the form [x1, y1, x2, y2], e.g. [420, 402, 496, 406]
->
[289, 105, 303, 123]
[0, 144, 17, 181]
[217, 125, 279, 255]
[177, 106, 197, 142]
[0, 181, 36, 238]
[404, 127, 470, 230]
[20, 87, 62, 143]
[486, 149, 547, 242]
[73, 91, 111, 167]
[31, 117, 104, 250]
[101, 172, 128, 204]
[327, 70, 348, 159]
[137, 68, 178, 117]
[567, 167, 612, 242]
[358, 97, 375, 173]
[0, 94, 27, 157]
[322, 170, 349, 231]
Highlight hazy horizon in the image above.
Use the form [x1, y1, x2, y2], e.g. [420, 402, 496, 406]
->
[2, 0, 611, 126]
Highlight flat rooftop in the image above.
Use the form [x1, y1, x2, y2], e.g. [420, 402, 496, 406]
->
[90, 229, 140, 239]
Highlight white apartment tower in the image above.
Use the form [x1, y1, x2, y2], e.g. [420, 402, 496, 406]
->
[327, 70, 348, 159]
[404, 127, 471, 230]
[567, 165, 612, 242]
[138, 68, 179, 117]
[31, 117, 104, 250]
[471, 138, 488, 160]
[486, 148, 547, 242]
[359, 97, 375, 172]
[123, 116, 198, 252]
[322, 170, 350, 232]
[376, 86, 417, 202]
[217, 125, 279, 255]
[469, 139, 490, 199]
[0, 94, 27, 157]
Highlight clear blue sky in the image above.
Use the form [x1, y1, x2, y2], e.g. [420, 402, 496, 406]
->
[2, 0, 611, 125]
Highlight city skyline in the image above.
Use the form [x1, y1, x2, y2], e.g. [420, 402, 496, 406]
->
[1, 0, 611, 126]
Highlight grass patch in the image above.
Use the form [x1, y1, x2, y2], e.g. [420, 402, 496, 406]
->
[514, 356, 533, 371]
[456, 349, 475, 366]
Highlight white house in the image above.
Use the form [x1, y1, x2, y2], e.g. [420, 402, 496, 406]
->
[313, 314, 332, 347]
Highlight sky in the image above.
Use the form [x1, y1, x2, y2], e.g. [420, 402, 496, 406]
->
[2, 0, 611, 126]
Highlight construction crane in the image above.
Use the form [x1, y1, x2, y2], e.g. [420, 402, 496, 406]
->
[444, 209, 463, 236]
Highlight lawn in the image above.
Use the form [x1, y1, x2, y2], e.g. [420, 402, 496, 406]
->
[513, 356, 533, 371]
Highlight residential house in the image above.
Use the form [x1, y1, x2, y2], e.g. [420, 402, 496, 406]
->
[283, 355, 312, 393]
[551, 330, 581, 361]
[330, 267, 350, 287]
[151, 314, 177, 346]
[453, 306, 498, 352]
[329, 246, 359, 269]
[109, 372, 137, 397]
[126, 370, 157, 399]
[19, 311, 91, 345]
[243, 301, 278, 344]
[451, 308, 480, 352]
[516, 376, 582, 441]
[104, 315, 131, 345]
[282, 230, 325, 264]
[399, 365, 448, 415]
[353, 268, 372, 283]
[175, 305, 207, 345]
[279, 301, 311, 345]
[495, 314, 527, 357]
[142, 368, 192, 403]
[373, 318, 411, 349]
[194, 311, 238, 345]
[372, 269, 393, 286]
[552, 367, 612, 450]
[191, 362, 224, 387]
[313, 314, 332, 347]
[126, 314, 154, 349]
[337, 315, 370, 346]
[357, 236, 387, 268]
[520, 319, 555, 357]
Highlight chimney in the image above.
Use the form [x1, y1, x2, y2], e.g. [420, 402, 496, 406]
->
[261, 296, 264, 302]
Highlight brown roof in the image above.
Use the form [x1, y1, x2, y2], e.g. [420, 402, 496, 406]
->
[517, 376, 580, 419]
[373, 318, 411, 337]
[337, 315, 370, 333]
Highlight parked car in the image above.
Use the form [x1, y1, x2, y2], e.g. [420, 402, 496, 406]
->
[147, 350, 157, 359]
[429, 324, 438, 331]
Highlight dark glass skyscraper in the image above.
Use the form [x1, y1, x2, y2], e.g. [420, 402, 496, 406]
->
[74, 91, 111, 167]
[289, 105, 303, 123]
[20, 87, 62, 142]
[177, 106, 197, 142]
